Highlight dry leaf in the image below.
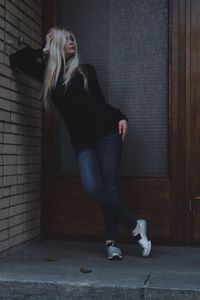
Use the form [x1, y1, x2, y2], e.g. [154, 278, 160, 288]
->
[80, 267, 92, 273]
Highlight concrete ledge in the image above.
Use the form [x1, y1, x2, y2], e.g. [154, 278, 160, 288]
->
[0, 240, 199, 299]
[0, 280, 200, 300]
[0, 281, 142, 299]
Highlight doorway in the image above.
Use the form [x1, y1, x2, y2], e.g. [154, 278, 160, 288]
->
[41, 0, 200, 245]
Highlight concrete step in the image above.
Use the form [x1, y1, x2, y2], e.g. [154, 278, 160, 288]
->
[0, 240, 200, 299]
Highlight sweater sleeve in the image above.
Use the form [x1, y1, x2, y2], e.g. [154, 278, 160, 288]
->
[9, 46, 45, 82]
[87, 64, 128, 123]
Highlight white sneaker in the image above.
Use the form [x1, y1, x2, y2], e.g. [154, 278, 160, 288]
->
[136, 219, 152, 257]
[106, 241, 123, 260]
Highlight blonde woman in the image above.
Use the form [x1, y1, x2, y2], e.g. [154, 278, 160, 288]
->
[10, 27, 151, 260]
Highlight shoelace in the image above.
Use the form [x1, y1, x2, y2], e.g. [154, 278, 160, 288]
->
[106, 241, 117, 248]
[134, 233, 142, 241]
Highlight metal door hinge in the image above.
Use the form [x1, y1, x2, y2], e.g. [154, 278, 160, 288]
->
[189, 199, 193, 212]
[189, 194, 200, 212]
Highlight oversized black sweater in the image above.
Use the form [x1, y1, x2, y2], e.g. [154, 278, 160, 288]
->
[9, 47, 128, 150]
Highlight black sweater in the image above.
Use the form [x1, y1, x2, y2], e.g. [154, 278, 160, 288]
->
[9, 47, 128, 150]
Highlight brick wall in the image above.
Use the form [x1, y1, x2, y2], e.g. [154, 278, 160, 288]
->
[0, 0, 43, 256]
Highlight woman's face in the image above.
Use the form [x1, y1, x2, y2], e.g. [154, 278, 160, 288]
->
[64, 31, 76, 57]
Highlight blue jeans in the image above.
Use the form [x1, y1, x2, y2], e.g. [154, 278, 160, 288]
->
[75, 132, 137, 241]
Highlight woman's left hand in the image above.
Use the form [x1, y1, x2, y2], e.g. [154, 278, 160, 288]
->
[118, 119, 128, 142]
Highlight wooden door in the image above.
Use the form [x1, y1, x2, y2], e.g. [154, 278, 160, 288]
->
[188, 0, 200, 243]
[40, 0, 200, 245]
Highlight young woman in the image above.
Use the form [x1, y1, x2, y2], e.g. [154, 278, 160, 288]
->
[10, 26, 152, 260]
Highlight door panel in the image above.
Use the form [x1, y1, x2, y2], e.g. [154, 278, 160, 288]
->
[45, 177, 171, 243]
[56, 0, 169, 177]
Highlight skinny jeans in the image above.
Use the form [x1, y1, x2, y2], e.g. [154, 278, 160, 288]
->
[75, 132, 137, 241]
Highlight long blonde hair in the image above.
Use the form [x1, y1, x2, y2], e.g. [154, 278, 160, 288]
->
[40, 26, 88, 111]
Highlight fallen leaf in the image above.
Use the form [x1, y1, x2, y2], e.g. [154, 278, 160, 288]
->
[80, 267, 92, 273]
[45, 258, 58, 262]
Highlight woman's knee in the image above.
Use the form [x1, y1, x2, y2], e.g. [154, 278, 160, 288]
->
[82, 179, 104, 197]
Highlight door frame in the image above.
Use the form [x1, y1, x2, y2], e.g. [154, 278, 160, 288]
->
[40, 0, 196, 245]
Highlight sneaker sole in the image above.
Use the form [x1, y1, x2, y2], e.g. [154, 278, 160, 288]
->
[142, 240, 152, 257]
[137, 219, 152, 257]
[108, 254, 123, 260]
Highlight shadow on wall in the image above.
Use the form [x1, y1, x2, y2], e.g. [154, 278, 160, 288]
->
[53, 108, 78, 176]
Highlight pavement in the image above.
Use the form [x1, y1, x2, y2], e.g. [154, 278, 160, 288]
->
[0, 240, 200, 299]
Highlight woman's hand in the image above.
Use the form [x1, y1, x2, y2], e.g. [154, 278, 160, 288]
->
[46, 31, 54, 43]
[118, 119, 128, 142]
[43, 31, 54, 56]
